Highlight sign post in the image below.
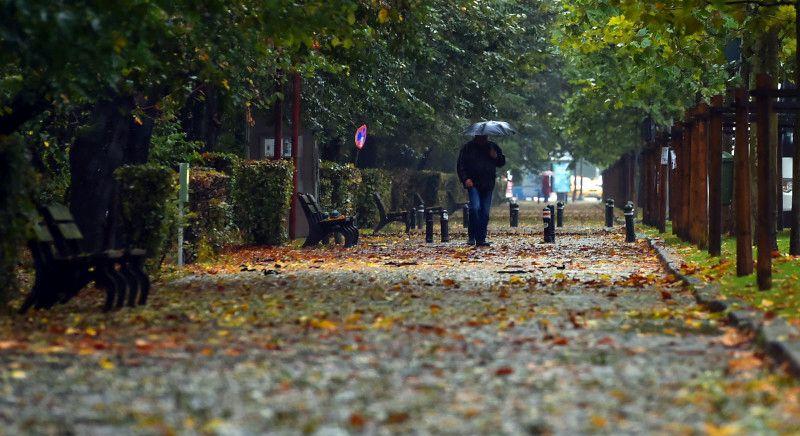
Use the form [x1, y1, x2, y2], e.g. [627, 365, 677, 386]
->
[178, 163, 190, 267]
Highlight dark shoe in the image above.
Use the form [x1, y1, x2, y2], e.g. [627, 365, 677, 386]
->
[477, 241, 492, 247]
[467, 239, 476, 246]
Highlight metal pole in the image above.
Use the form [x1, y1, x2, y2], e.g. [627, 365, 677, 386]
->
[624, 202, 636, 243]
[605, 198, 615, 228]
[177, 163, 189, 267]
[556, 201, 564, 227]
[425, 209, 434, 243]
[440, 210, 450, 242]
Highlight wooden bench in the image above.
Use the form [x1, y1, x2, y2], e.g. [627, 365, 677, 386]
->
[372, 192, 410, 233]
[298, 194, 359, 248]
[19, 204, 150, 313]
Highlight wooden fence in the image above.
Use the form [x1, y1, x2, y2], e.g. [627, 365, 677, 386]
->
[602, 73, 800, 290]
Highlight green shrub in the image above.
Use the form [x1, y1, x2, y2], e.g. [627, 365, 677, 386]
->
[319, 161, 361, 216]
[354, 168, 392, 228]
[201, 152, 240, 175]
[186, 169, 236, 263]
[148, 119, 203, 168]
[232, 160, 293, 245]
[114, 164, 177, 270]
[0, 136, 33, 310]
[388, 169, 415, 210]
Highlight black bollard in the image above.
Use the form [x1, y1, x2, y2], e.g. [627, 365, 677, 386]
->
[425, 209, 434, 243]
[416, 205, 424, 230]
[624, 202, 636, 243]
[462, 203, 470, 228]
[409, 207, 416, 229]
[556, 201, 564, 228]
[547, 205, 556, 242]
[542, 207, 553, 243]
[440, 210, 450, 242]
[605, 198, 615, 228]
[510, 201, 520, 227]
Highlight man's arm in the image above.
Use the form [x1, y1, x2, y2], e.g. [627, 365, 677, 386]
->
[492, 143, 506, 167]
[456, 146, 471, 187]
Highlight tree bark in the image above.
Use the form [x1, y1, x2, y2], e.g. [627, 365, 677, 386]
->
[180, 84, 224, 151]
[69, 95, 155, 251]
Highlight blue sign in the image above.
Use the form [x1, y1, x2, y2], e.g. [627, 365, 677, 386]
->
[355, 125, 367, 149]
[552, 162, 571, 193]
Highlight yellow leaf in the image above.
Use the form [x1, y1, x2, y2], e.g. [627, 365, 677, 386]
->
[760, 299, 774, 308]
[99, 358, 115, 370]
[590, 415, 607, 428]
[10, 370, 26, 379]
[311, 319, 338, 331]
[85, 327, 98, 336]
[378, 8, 390, 23]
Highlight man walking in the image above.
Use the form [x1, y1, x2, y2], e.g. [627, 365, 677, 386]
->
[457, 135, 506, 246]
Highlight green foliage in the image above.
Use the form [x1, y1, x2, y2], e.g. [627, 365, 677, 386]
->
[148, 118, 204, 169]
[354, 168, 392, 228]
[200, 152, 240, 175]
[307, 0, 561, 174]
[231, 160, 293, 246]
[186, 168, 236, 263]
[0, 136, 33, 310]
[318, 161, 362, 216]
[114, 164, 177, 270]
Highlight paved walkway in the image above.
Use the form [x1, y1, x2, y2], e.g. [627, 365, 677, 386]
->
[2, 204, 800, 434]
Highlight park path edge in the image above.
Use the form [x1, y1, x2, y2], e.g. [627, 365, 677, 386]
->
[640, 233, 800, 378]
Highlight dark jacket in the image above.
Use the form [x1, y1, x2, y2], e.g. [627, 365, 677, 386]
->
[456, 140, 506, 193]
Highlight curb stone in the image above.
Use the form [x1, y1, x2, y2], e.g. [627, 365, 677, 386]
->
[640, 233, 800, 378]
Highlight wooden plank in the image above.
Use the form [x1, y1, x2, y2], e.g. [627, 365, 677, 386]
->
[708, 96, 724, 256]
[734, 88, 754, 276]
[756, 75, 774, 290]
[695, 103, 709, 249]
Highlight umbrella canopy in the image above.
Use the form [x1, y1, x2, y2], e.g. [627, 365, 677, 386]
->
[462, 120, 517, 136]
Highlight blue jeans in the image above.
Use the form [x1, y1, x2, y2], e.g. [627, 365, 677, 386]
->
[468, 188, 493, 243]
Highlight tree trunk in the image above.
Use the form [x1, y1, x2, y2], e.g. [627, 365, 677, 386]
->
[791, 0, 800, 254]
[69, 95, 155, 251]
[180, 84, 224, 151]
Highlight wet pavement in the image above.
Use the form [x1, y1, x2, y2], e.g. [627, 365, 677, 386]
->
[2, 203, 800, 434]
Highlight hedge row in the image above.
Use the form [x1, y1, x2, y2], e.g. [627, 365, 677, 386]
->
[231, 159, 293, 246]
[317, 162, 465, 228]
[114, 164, 178, 271]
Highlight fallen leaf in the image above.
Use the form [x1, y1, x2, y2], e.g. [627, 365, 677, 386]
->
[495, 366, 514, 376]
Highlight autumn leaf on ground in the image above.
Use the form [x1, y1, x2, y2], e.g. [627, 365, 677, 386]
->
[727, 352, 764, 374]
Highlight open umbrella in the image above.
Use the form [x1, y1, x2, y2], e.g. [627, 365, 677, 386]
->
[462, 120, 517, 136]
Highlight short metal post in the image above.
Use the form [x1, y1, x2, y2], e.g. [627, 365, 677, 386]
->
[409, 207, 416, 229]
[542, 207, 552, 243]
[440, 210, 450, 242]
[416, 205, 424, 230]
[425, 209, 434, 243]
[556, 201, 564, 227]
[510, 201, 519, 227]
[605, 198, 615, 227]
[624, 202, 636, 243]
[462, 203, 470, 228]
[177, 163, 189, 267]
[548, 205, 556, 242]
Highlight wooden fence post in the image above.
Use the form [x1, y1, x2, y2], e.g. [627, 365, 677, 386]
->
[708, 96, 724, 256]
[734, 88, 754, 276]
[755, 74, 774, 290]
[692, 103, 709, 249]
[678, 119, 690, 241]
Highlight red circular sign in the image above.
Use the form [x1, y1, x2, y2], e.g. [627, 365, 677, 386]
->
[355, 125, 367, 149]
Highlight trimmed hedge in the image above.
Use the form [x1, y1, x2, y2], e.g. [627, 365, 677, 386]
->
[0, 136, 33, 309]
[186, 169, 236, 263]
[114, 164, 178, 270]
[319, 161, 361, 216]
[354, 168, 392, 228]
[232, 160, 293, 245]
[201, 152, 240, 175]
